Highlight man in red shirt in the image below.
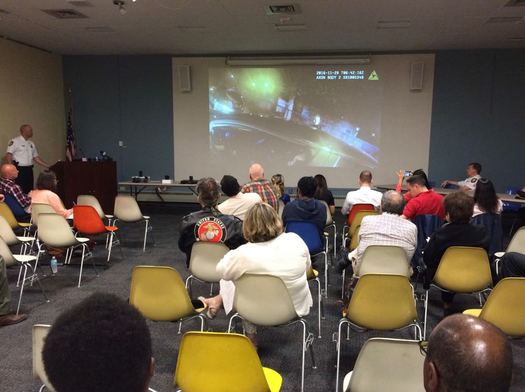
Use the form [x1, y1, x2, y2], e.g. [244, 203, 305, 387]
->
[401, 174, 445, 220]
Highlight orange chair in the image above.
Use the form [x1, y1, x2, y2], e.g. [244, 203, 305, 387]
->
[73, 205, 120, 262]
[341, 203, 375, 248]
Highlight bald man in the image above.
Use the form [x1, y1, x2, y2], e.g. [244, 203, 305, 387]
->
[424, 314, 513, 392]
[0, 163, 31, 217]
[241, 163, 278, 210]
[5, 124, 49, 193]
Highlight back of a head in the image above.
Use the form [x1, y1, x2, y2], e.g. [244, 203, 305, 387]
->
[249, 163, 264, 180]
[297, 176, 317, 198]
[196, 177, 220, 207]
[36, 170, 57, 191]
[271, 174, 285, 196]
[381, 190, 405, 215]
[406, 174, 427, 188]
[359, 170, 372, 184]
[220, 175, 240, 197]
[43, 293, 152, 392]
[474, 178, 498, 214]
[444, 191, 474, 223]
[243, 202, 283, 243]
[412, 169, 431, 189]
[0, 163, 15, 179]
[426, 314, 512, 392]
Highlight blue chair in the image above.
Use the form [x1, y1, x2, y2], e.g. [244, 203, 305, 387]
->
[285, 220, 329, 297]
[471, 213, 503, 259]
[412, 214, 443, 287]
[3, 193, 27, 219]
[502, 186, 521, 213]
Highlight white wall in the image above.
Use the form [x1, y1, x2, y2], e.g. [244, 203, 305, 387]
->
[0, 39, 65, 176]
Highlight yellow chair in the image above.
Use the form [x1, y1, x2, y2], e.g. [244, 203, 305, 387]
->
[174, 331, 283, 392]
[423, 246, 492, 338]
[348, 210, 378, 251]
[33, 324, 55, 392]
[0, 201, 31, 233]
[463, 277, 525, 337]
[185, 242, 230, 296]
[130, 265, 207, 333]
[342, 338, 425, 392]
[228, 274, 316, 392]
[335, 273, 421, 392]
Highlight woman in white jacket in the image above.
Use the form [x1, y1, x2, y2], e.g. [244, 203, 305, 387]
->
[201, 202, 313, 346]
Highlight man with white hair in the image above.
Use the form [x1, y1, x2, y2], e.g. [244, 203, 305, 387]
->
[241, 163, 278, 210]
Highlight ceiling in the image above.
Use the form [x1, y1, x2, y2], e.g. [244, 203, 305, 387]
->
[0, 0, 524, 55]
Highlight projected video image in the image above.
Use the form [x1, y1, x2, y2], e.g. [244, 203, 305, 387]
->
[209, 67, 383, 168]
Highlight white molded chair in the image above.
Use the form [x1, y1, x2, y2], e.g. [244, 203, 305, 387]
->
[33, 324, 54, 392]
[228, 274, 316, 392]
[36, 213, 95, 288]
[0, 215, 34, 254]
[113, 195, 151, 251]
[342, 338, 425, 392]
[185, 242, 230, 296]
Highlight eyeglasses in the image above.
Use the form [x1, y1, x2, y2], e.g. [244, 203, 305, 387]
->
[418, 340, 429, 356]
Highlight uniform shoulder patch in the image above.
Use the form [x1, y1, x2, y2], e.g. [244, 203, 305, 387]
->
[8, 140, 13, 146]
[194, 216, 227, 243]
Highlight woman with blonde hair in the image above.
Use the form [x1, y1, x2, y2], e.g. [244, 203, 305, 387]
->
[271, 174, 290, 204]
[201, 202, 312, 345]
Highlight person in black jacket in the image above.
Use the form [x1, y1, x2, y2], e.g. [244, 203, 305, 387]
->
[423, 191, 490, 312]
[178, 177, 245, 267]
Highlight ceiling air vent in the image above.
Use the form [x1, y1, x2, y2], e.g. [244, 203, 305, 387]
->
[485, 16, 523, 23]
[265, 4, 301, 15]
[42, 9, 88, 19]
[505, 0, 525, 6]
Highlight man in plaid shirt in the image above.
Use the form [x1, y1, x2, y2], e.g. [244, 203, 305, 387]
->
[241, 163, 278, 210]
[0, 164, 31, 212]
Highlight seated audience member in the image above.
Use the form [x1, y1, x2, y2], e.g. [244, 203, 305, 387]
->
[282, 176, 327, 235]
[518, 186, 525, 228]
[314, 174, 335, 215]
[241, 163, 278, 210]
[441, 162, 482, 192]
[395, 168, 432, 202]
[43, 293, 154, 392]
[423, 192, 489, 313]
[472, 178, 503, 217]
[29, 170, 72, 218]
[0, 163, 31, 217]
[424, 314, 513, 392]
[494, 252, 525, 283]
[178, 177, 245, 267]
[200, 203, 312, 346]
[0, 254, 27, 327]
[345, 191, 417, 276]
[217, 175, 261, 220]
[341, 170, 382, 215]
[271, 174, 290, 205]
[402, 175, 445, 221]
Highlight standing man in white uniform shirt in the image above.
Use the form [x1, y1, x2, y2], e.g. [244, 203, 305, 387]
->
[5, 124, 49, 193]
[341, 170, 383, 215]
[441, 162, 482, 193]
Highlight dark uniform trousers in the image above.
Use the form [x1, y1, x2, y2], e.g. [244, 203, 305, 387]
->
[14, 163, 34, 194]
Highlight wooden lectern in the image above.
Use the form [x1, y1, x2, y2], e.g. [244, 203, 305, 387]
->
[50, 161, 117, 214]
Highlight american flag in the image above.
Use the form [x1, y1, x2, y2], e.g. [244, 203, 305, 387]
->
[65, 109, 76, 161]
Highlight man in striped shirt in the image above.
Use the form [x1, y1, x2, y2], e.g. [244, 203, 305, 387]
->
[241, 163, 278, 210]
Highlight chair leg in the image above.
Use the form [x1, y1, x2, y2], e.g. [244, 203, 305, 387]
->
[142, 219, 149, 252]
[16, 264, 23, 287]
[316, 277, 322, 338]
[335, 320, 347, 392]
[227, 313, 241, 333]
[185, 275, 193, 298]
[77, 245, 86, 288]
[16, 264, 28, 315]
[300, 320, 307, 392]
[209, 282, 214, 296]
[324, 250, 328, 298]
[341, 269, 345, 299]
[423, 290, 429, 340]
[107, 231, 114, 262]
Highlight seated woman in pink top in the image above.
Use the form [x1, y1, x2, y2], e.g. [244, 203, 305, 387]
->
[30, 170, 72, 218]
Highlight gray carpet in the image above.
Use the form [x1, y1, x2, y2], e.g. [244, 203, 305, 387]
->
[1, 202, 524, 392]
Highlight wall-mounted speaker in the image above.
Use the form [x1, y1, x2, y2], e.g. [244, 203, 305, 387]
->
[177, 65, 191, 92]
[410, 62, 425, 91]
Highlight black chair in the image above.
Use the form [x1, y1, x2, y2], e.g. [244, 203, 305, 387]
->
[471, 212, 503, 260]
